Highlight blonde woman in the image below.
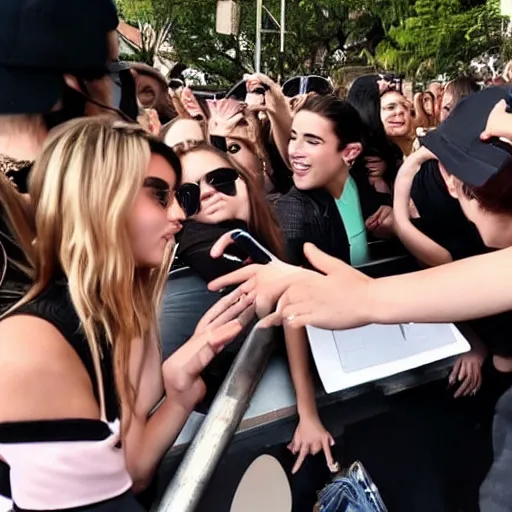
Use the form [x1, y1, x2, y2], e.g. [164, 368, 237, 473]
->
[0, 117, 251, 511]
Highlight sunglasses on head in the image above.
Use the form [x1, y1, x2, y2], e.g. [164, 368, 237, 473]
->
[282, 75, 333, 97]
[176, 167, 239, 217]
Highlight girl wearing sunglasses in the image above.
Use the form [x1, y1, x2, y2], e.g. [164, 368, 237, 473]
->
[160, 140, 285, 404]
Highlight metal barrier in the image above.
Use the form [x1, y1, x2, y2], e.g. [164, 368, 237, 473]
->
[155, 322, 276, 512]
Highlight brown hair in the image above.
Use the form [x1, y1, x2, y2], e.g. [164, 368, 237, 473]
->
[174, 141, 286, 260]
[444, 76, 479, 105]
[462, 162, 512, 215]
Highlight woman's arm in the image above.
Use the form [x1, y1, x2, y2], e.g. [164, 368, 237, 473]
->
[394, 148, 452, 266]
[123, 289, 252, 491]
[283, 324, 335, 473]
[284, 326, 317, 417]
[246, 74, 292, 168]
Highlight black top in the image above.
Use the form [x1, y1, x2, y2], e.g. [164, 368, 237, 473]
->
[274, 171, 392, 268]
[0, 208, 32, 316]
[3, 280, 119, 422]
[410, 159, 488, 261]
[176, 219, 251, 282]
[275, 187, 350, 267]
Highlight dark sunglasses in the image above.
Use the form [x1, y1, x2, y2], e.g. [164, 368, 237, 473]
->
[176, 167, 239, 217]
[282, 75, 333, 97]
[143, 177, 172, 208]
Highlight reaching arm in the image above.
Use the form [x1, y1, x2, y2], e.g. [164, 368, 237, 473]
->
[394, 147, 452, 266]
[246, 74, 292, 168]
[370, 246, 512, 325]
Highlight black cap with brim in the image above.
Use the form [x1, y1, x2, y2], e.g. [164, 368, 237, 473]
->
[421, 86, 512, 187]
[0, 67, 63, 114]
[0, 0, 119, 115]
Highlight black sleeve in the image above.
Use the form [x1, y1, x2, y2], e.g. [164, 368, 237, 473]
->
[177, 220, 250, 283]
[274, 194, 318, 267]
[351, 166, 392, 220]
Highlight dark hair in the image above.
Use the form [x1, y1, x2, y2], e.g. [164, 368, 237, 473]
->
[296, 94, 364, 150]
[148, 138, 182, 184]
[445, 76, 480, 105]
[347, 75, 383, 134]
[462, 162, 512, 215]
[174, 141, 286, 260]
[346, 75, 401, 183]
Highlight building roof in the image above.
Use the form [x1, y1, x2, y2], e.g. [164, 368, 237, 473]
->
[117, 20, 141, 49]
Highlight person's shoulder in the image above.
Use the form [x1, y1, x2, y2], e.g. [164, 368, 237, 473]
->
[275, 187, 311, 209]
[0, 315, 98, 421]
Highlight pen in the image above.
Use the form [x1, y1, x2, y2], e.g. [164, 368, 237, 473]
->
[399, 324, 406, 340]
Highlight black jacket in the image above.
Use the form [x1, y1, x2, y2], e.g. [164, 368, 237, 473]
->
[274, 171, 391, 268]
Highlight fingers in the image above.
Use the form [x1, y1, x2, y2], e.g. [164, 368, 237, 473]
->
[303, 243, 344, 275]
[365, 214, 378, 229]
[208, 265, 260, 291]
[454, 362, 473, 398]
[449, 358, 462, 386]
[292, 446, 309, 474]
[203, 320, 244, 351]
[257, 312, 283, 329]
[196, 286, 249, 331]
[322, 437, 336, 471]
[166, 322, 240, 392]
[210, 231, 239, 258]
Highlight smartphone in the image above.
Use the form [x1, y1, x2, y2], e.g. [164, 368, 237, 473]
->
[229, 229, 275, 264]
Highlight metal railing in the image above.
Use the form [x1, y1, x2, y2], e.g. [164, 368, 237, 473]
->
[155, 322, 276, 512]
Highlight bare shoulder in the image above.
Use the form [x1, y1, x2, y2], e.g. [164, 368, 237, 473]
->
[0, 315, 100, 422]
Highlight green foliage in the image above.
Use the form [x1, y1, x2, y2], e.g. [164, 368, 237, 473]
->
[375, 0, 505, 79]
[115, 0, 506, 84]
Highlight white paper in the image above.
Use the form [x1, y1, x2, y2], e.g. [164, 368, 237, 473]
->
[306, 323, 470, 394]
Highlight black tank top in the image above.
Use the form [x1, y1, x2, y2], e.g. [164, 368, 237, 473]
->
[5, 280, 119, 421]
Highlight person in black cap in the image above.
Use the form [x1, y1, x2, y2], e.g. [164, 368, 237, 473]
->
[0, 0, 140, 316]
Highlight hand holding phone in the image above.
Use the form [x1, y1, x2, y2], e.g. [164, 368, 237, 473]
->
[221, 229, 276, 265]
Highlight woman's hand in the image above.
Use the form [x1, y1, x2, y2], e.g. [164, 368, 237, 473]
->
[481, 100, 512, 142]
[208, 232, 310, 317]
[365, 205, 394, 237]
[162, 286, 255, 412]
[449, 342, 487, 398]
[265, 245, 372, 330]
[209, 234, 374, 330]
[288, 415, 335, 474]
[365, 156, 387, 180]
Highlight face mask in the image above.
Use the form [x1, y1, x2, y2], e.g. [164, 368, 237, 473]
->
[43, 84, 88, 130]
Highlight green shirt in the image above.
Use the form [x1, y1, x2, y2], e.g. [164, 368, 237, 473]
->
[334, 176, 370, 266]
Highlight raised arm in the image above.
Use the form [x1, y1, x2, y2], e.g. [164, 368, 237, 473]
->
[394, 148, 453, 266]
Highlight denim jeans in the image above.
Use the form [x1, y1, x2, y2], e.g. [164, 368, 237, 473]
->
[480, 385, 512, 512]
[317, 462, 387, 512]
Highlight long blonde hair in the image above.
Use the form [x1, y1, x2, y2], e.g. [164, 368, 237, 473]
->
[12, 117, 176, 417]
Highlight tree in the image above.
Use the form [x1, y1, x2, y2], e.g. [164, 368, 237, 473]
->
[116, 0, 177, 65]
[374, 0, 505, 80]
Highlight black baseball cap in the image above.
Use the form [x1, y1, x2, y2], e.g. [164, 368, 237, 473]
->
[0, 0, 119, 115]
[422, 86, 512, 186]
